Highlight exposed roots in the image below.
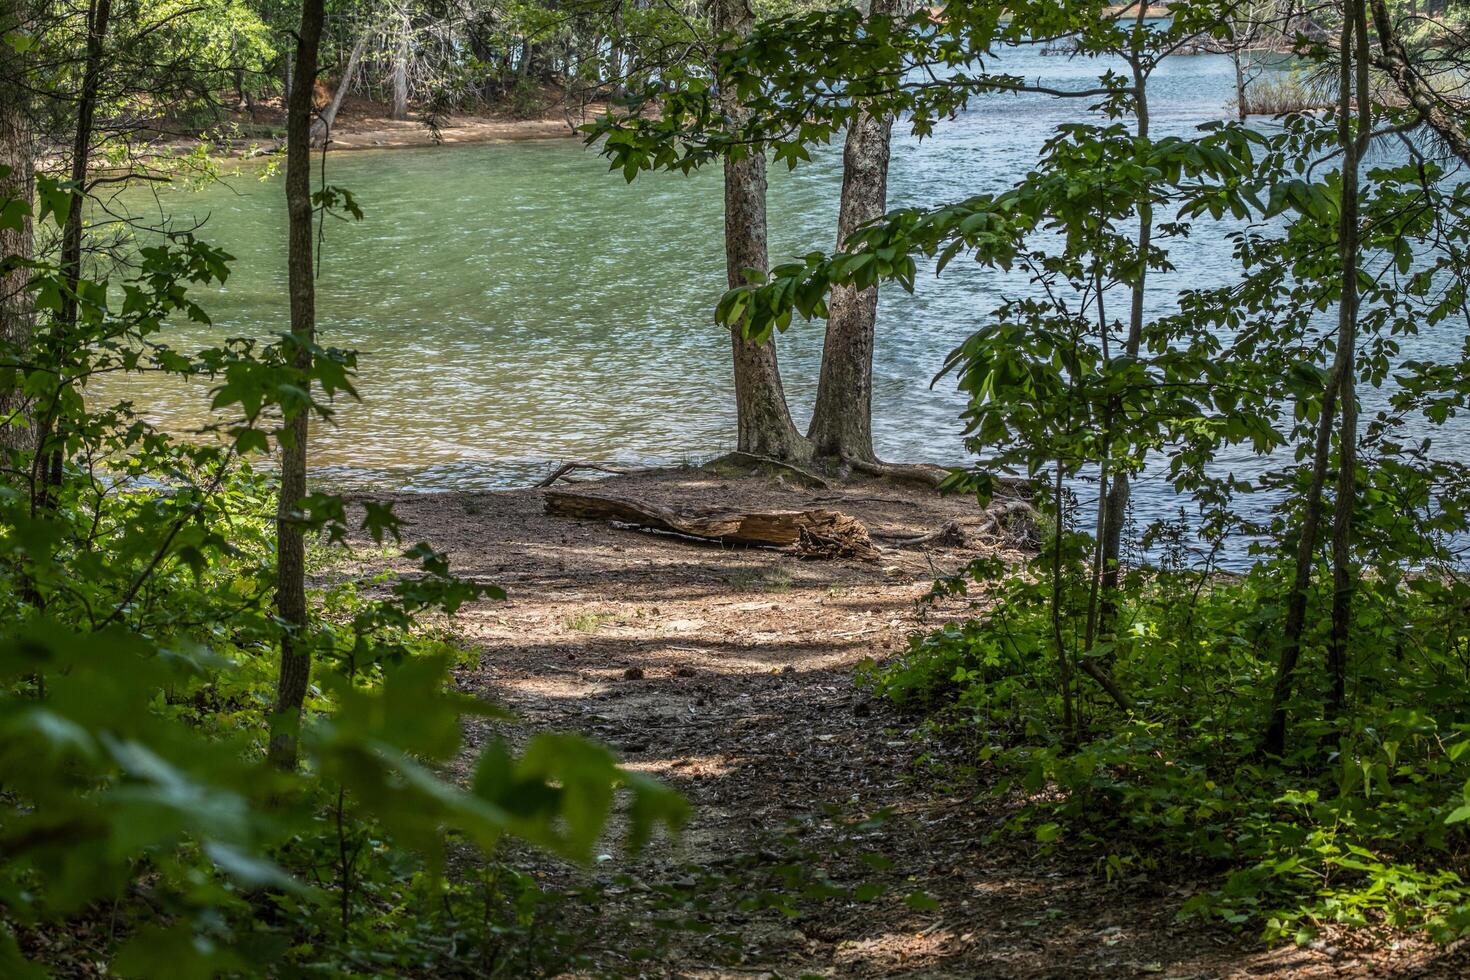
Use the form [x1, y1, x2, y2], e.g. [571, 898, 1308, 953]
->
[840, 456, 951, 488]
[706, 451, 832, 489]
[875, 521, 967, 549]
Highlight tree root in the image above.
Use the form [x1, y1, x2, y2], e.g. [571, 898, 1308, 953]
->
[706, 451, 832, 489]
[840, 456, 951, 488]
[874, 521, 967, 549]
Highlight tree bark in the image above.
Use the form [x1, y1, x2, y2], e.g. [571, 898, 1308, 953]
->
[1369, 0, 1470, 168]
[607, 2, 625, 95]
[0, 0, 33, 460]
[34, 0, 110, 512]
[310, 28, 368, 144]
[713, 0, 808, 461]
[1263, 0, 1368, 755]
[1097, 3, 1152, 633]
[1326, 0, 1371, 724]
[806, 10, 898, 464]
[1233, 48, 1247, 119]
[390, 22, 409, 120]
[269, 0, 325, 772]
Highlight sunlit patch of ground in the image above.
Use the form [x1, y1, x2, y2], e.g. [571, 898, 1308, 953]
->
[346, 469, 1470, 979]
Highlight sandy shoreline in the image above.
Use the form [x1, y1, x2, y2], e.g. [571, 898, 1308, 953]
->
[305, 111, 596, 154]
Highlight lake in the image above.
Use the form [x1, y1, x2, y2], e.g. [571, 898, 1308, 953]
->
[101, 44, 1467, 556]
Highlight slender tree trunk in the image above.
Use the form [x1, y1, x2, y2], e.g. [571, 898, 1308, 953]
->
[391, 23, 409, 120]
[1263, 0, 1368, 755]
[62, 0, 113, 369]
[35, 0, 110, 513]
[713, 0, 808, 460]
[807, 0, 901, 465]
[268, 0, 325, 772]
[1327, 0, 1371, 723]
[1233, 48, 1248, 119]
[0, 0, 33, 461]
[1051, 463, 1076, 742]
[608, 3, 625, 95]
[1098, 7, 1152, 632]
[311, 28, 368, 143]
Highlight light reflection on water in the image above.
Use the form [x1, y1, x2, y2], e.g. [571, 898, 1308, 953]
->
[97, 46, 1469, 565]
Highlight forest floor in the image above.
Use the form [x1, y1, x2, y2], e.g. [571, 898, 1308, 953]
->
[352, 466, 1470, 979]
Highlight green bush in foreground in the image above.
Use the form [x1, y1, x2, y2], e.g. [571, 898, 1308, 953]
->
[0, 182, 685, 976]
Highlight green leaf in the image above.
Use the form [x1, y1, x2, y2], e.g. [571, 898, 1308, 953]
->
[904, 890, 941, 912]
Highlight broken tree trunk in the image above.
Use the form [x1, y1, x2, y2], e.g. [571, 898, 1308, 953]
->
[544, 490, 880, 560]
[311, 29, 370, 144]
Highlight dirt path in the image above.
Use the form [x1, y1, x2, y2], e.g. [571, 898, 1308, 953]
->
[364, 468, 1470, 979]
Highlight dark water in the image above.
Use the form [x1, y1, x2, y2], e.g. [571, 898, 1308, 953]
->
[101, 45, 1468, 558]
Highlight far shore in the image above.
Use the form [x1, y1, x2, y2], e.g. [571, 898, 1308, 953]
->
[68, 96, 612, 173]
[289, 107, 603, 155]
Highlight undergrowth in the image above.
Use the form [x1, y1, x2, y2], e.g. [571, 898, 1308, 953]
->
[865, 547, 1470, 945]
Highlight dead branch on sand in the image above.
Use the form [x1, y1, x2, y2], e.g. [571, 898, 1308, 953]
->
[874, 521, 967, 549]
[535, 460, 660, 488]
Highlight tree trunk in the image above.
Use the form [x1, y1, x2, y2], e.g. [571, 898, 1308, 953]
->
[518, 39, 532, 82]
[1098, 4, 1152, 632]
[0, 0, 33, 460]
[1370, 0, 1470, 168]
[806, 1, 900, 464]
[390, 25, 409, 120]
[608, 3, 625, 95]
[35, 0, 110, 513]
[1263, 0, 1368, 755]
[807, 0, 907, 464]
[1327, 0, 1371, 724]
[268, 0, 325, 772]
[1233, 48, 1247, 119]
[714, 0, 808, 461]
[310, 28, 368, 144]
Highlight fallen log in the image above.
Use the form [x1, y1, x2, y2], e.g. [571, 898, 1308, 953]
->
[543, 490, 880, 561]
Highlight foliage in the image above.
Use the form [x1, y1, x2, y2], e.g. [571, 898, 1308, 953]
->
[0, 174, 685, 975]
[868, 554, 1470, 943]
[636, 0, 1470, 948]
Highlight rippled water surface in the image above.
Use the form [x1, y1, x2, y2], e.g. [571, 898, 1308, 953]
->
[101, 46, 1466, 546]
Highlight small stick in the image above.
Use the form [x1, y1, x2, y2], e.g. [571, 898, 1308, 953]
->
[535, 460, 648, 488]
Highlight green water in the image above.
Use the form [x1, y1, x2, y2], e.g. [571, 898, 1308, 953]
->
[111, 138, 862, 488]
[103, 48, 1294, 512]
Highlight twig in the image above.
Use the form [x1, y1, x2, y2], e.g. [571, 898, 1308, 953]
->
[535, 460, 650, 488]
